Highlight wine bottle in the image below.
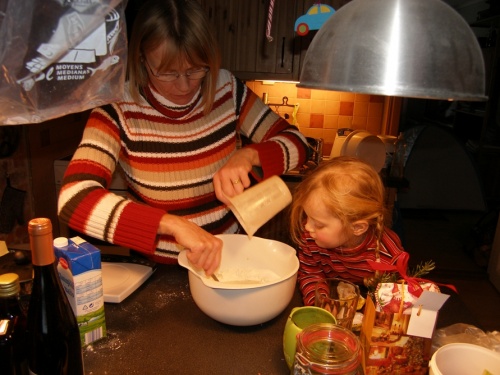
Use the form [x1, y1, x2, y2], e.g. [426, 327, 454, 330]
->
[26, 218, 84, 375]
[0, 273, 28, 375]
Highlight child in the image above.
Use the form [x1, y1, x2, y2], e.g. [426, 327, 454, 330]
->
[289, 156, 408, 306]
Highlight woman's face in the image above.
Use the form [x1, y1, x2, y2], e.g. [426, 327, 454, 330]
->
[144, 46, 204, 105]
[303, 192, 350, 249]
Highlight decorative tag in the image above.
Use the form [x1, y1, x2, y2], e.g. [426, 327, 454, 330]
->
[407, 291, 449, 338]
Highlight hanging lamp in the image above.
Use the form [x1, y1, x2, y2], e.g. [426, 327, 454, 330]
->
[298, 0, 487, 101]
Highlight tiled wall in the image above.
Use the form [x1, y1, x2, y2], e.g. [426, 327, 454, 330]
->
[246, 81, 388, 156]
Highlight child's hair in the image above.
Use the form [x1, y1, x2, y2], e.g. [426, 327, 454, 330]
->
[289, 156, 388, 254]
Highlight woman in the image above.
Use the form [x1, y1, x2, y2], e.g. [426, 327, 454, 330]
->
[58, 0, 308, 276]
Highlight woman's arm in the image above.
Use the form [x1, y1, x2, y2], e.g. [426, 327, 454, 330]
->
[213, 75, 309, 204]
[236, 78, 308, 178]
[158, 214, 222, 275]
[58, 106, 166, 251]
[58, 105, 222, 274]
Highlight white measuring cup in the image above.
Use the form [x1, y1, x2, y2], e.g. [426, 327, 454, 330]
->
[227, 175, 292, 237]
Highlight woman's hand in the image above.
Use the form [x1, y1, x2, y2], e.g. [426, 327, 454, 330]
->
[213, 147, 260, 205]
[159, 214, 222, 276]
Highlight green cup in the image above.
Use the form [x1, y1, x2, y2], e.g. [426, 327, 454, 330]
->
[283, 306, 337, 369]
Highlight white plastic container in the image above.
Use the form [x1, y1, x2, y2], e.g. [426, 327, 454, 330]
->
[429, 343, 500, 375]
[227, 175, 291, 237]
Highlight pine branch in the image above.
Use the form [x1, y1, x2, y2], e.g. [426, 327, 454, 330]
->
[364, 260, 436, 293]
[409, 260, 436, 278]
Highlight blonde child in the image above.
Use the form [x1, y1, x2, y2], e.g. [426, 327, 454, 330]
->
[290, 156, 408, 306]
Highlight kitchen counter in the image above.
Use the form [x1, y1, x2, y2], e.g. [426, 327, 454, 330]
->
[83, 263, 301, 375]
[81, 261, 479, 375]
[3, 238, 482, 374]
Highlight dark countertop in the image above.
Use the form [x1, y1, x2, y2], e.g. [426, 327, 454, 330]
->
[4, 236, 481, 374]
[83, 263, 301, 375]
[81, 262, 478, 375]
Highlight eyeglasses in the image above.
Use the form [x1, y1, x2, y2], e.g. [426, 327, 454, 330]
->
[144, 59, 209, 82]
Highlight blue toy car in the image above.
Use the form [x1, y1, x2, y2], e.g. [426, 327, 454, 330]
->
[294, 3, 335, 36]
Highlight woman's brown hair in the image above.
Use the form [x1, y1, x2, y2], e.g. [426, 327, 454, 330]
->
[290, 156, 388, 254]
[127, 0, 221, 115]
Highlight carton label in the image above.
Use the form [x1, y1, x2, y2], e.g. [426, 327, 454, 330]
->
[54, 237, 106, 346]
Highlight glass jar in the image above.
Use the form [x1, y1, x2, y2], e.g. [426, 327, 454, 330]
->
[293, 323, 362, 375]
[0, 272, 28, 374]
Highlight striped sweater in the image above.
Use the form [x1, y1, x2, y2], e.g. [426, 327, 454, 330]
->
[297, 227, 407, 305]
[58, 70, 308, 263]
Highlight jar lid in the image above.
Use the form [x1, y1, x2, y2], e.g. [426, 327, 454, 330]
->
[0, 273, 21, 297]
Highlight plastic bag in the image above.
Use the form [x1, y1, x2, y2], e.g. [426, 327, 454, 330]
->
[0, 0, 127, 125]
[432, 323, 500, 354]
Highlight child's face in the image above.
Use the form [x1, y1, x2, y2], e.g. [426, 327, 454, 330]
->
[303, 193, 349, 249]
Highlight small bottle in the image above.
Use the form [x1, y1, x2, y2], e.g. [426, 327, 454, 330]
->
[26, 218, 85, 375]
[389, 132, 407, 179]
[0, 273, 28, 375]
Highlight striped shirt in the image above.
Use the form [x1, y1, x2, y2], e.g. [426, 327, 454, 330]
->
[58, 70, 307, 263]
[297, 227, 407, 305]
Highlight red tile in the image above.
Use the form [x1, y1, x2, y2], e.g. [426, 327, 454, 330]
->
[339, 101, 354, 116]
[310, 113, 324, 128]
[370, 95, 385, 103]
[297, 88, 311, 99]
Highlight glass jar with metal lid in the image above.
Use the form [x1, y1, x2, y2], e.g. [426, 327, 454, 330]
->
[0, 272, 28, 374]
[293, 323, 362, 375]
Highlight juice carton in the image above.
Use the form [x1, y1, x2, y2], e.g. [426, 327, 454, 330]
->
[53, 236, 106, 346]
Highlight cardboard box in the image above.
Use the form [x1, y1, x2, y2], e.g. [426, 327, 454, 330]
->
[54, 236, 106, 346]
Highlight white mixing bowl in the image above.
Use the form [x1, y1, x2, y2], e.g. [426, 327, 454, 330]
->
[429, 343, 500, 375]
[178, 234, 299, 326]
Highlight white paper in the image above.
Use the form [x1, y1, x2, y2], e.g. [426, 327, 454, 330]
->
[406, 291, 449, 338]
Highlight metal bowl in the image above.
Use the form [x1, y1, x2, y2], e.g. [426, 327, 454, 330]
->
[178, 234, 299, 326]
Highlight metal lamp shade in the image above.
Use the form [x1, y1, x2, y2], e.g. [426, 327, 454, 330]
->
[298, 0, 487, 101]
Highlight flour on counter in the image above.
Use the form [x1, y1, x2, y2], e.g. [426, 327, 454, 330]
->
[214, 268, 280, 284]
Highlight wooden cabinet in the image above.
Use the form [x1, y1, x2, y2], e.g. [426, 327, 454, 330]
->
[198, 0, 351, 81]
[198, 0, 300, 81]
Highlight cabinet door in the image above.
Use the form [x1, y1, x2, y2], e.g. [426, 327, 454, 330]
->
[198, 0, 238, 72]
[199, 0, 353, 81]
[235, 0, 299, 80]
[200, 0, 301, 81]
